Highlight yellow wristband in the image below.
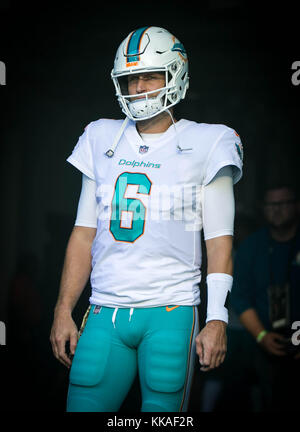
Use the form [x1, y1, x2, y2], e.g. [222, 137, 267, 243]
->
[256, 330, 268, 343]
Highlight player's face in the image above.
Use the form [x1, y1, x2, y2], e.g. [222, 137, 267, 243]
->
[127, 72, 165, 101]
[263, 188, 298, 229]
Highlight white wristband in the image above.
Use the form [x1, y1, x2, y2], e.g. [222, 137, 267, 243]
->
[206, 273, 233, 324]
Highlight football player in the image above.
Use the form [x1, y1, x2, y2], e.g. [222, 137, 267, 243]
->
[50, 26, 243, 412]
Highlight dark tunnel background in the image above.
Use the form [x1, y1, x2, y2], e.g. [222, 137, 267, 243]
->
[0, 0, 299, 413]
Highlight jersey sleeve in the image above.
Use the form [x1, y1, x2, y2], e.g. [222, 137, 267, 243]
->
[74, 174, 98, 228]
[66, 123, 95, 180]
[203, 127, 243, 186]
[202, 166, 235, 240]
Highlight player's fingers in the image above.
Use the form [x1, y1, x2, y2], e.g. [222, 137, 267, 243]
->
[59, 353, 72, 368]
[50, 331, 63, 363]
[208, 349, 218, 370]
[56, 337, 72, 368]
[200, 346, 212, 371]
[203, 344, 225, 371]
[195, 336, 204, 364]
[53, 342, 59, 361]
[70, 331, 79, 356]
[215, 348, 226, 368]
[50, 332, 59, 359]
[216, 341, 227, 366]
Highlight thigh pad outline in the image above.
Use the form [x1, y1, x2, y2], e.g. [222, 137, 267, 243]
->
[69, 327, 111, 387]
[144, 330, 190, 393]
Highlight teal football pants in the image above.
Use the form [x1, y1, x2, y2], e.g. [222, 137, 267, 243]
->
[67, 305, 199, 412]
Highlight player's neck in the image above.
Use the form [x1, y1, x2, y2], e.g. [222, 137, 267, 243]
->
[136, 110, 177, 134]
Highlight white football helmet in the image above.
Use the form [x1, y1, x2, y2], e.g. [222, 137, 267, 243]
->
[111, 26, 189, 121]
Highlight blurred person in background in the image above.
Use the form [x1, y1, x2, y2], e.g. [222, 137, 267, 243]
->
[231, 183, 300, 411]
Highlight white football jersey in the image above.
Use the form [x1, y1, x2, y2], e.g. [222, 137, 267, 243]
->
[67, 118, 243, 307]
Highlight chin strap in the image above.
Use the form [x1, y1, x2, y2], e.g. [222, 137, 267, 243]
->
[105, 116, 130, 158]
[166, 109, 193, 153]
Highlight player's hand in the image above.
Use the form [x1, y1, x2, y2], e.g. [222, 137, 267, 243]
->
[50, 309, 79, 368]
[195, 320, 227, 372]
[259, 332, 288, 356]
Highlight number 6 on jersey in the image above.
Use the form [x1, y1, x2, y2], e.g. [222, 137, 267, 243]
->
[110, 172, 152, 243]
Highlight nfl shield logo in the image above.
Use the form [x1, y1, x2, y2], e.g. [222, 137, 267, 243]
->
[139, 145, 149, 154]
[93, 305, 101, 314]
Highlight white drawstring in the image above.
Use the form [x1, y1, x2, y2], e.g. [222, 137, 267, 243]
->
[112, 307, 119, 328]
[112, 307, 134, 327]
